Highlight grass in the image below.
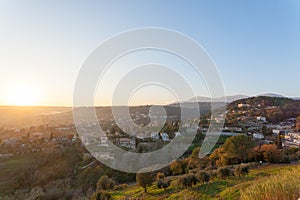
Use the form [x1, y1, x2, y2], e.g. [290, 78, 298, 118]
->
[241, 165, 300, 200]
[0, 154, 38, 194]
[110, 164, 300, 200]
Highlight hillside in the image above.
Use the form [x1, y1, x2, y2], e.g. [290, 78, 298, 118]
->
[226, 96, 300, 123]
[109, 164, 300, 200]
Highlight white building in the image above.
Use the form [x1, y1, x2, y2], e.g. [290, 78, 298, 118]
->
[253, 133, 264, 139]
[238, 103, 249, 108]
[98, 136, 109, 147]
[257, 116, 267, 122]
[151, 132, 160, 140]
[118, 138, 136, 149]
[161, 133, 170, 141]
[175, 132, 181, 137]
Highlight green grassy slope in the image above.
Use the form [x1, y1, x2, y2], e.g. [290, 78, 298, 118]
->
[110, 164, 300, 200]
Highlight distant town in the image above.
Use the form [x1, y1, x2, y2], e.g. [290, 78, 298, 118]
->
[1, 95, 300, 199]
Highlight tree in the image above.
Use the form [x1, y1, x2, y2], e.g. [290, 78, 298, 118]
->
[136, 172, 155, 193]
[217, 167, 233, 179]
[187, 147, 201, 170]
[177, 174, 199, 188]
[157, 179, 171, 190]
[78, 165, 103, 192]
[248, 146, 263, 162]
[97, 175, 115, 191]
[170, 160, 187, 175]
[234, 165, 249, 177]
[260, 144, 283, 163]
[223, 135, 255, 162]
[262, 125, 267, 136]
[276, 133, 283, 149]
[209, 146, 230, 167]
[156, 172, 170, 191]
[296, 116, 300, 133]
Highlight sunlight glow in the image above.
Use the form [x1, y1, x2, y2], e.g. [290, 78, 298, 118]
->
[4, 83, 41, 106]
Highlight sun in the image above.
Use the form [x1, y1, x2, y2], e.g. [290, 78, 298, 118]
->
[5, 83, 41, 106]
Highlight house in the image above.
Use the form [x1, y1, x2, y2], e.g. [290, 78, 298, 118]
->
[3, 138, 20, 146]
[72, 134, 79, 142]
[253, 133, 264, 139]
[117, 138, 136, 149]
[161, 133, 170, 141]
[238, 103, 249, 108]
[151, 132, 160, 140]
[224, 127, 242, 132]
[257, 116, 267, 122]
[206, 132, 239, 136]
[272, 130, 288, 135]
[98, 136, 109, 147]
[175, 132, 181, 137]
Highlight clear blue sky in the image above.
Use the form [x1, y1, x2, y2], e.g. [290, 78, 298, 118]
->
[0, 0, 299, 106]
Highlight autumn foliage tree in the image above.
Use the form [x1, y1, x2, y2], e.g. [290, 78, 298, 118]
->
[170, 160, 187, 175]
[296, 116, 300, 132]
[187, 147, 201, 169]
[209, 146, 230, 167]
[223, 135, 255, 163]
[260, 144, 284, 163]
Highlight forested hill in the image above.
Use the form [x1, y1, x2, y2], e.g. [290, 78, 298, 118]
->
[227, 96, 300, 123]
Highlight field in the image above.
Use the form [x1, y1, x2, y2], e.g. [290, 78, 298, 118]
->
[109, 163, 300, 200]
[0, 154, 38, 194]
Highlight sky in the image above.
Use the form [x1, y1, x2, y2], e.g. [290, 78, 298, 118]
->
[0, 0, 299, 106]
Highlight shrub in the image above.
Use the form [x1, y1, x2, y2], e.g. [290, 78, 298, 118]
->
[217, 167, 232, 179]
[196, 171, 210, 184]
[260, 144, 284, 163]
[97, 176, 115, 191]
[234, 165, 249, 177]
[177, 174, 199, 188]
[156, 172, 165, 180]
[209, 169, 218, 179]
[170, 160, 187, 175]
[157, 179, 171, 190]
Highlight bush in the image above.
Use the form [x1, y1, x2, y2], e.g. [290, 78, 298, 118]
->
[260, 144, 284, 163]
[97, 176, 115, 191]
[170, 160, 187, 175]
[234, 165, 249, 177]
[217, 167, 232, 179]
[156, 172, 165, 180]
[157, 179, 171, 190]
[177, 174, 199, 188]
[196, 171, 210, 184]
[244, 162, 258, 169]
[209, 169, 218, 180]
[91, 190, 112, 200]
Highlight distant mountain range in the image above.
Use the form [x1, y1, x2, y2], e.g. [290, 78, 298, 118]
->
[180, 93, 300, 103]
[185, 95, 248, 103]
